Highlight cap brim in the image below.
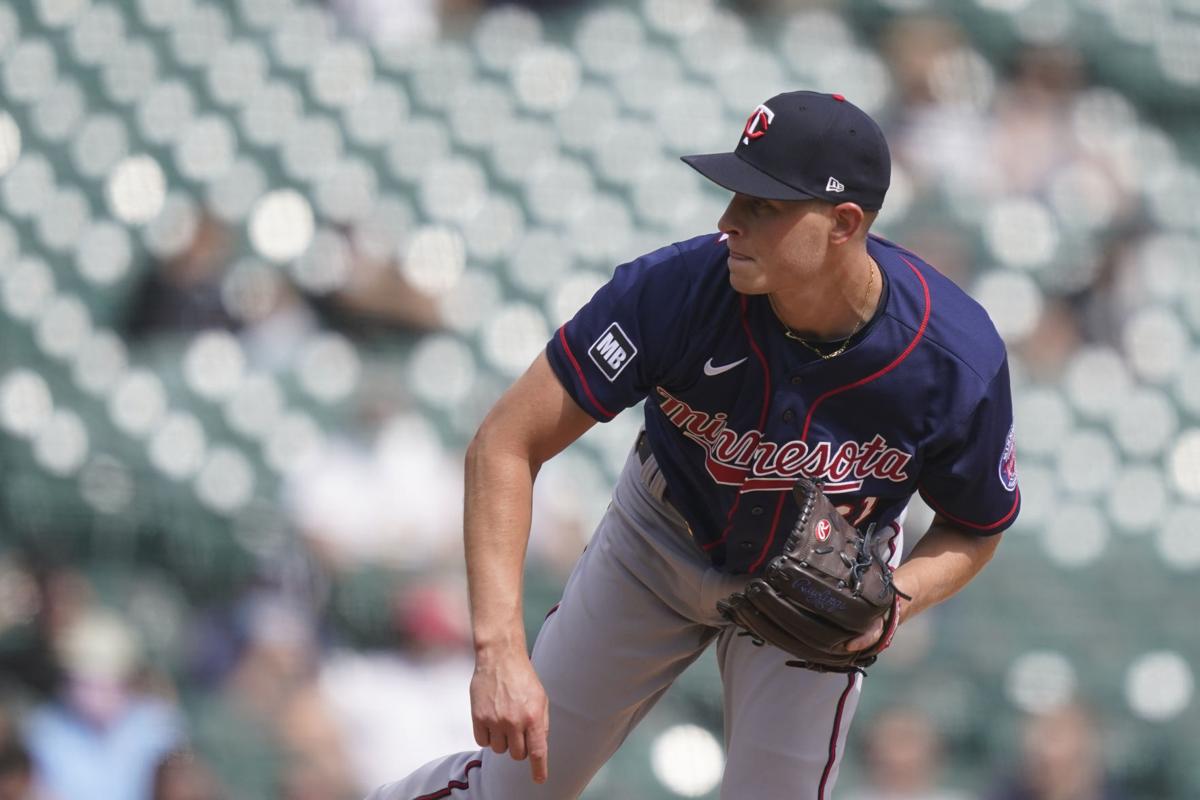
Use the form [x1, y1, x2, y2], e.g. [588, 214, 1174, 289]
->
[680, 152, 818, 201]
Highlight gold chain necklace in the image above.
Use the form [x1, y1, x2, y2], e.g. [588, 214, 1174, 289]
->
[769, 260, 875, 361]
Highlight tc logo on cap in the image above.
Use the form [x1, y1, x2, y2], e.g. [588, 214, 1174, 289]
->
[742, 104, 775, 146]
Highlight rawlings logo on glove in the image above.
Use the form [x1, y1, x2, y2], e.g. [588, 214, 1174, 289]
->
[717, 478, 908, 673]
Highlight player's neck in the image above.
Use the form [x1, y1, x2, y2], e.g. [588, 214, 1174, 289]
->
[767, 251, 881, 343]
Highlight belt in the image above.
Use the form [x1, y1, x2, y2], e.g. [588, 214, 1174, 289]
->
[635, 431, 693, 537]
[635, 428, 653, 464]
[635, 430, 671, 507]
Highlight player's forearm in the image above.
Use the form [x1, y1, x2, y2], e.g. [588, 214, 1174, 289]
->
[893, 516, 1002, 622]
[463, 432, 541, 658]
[459, 353, 598, 660]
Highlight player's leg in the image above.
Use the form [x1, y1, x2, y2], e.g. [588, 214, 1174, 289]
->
[363, 753, 482, 800]
[712, 520, 903, 799]
[513, 510, 720, 798]
[364, 450, 719, 800]
[715, 628, 864, 800]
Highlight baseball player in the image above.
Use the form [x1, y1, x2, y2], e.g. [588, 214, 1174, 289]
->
[368, 91, 1020, 799]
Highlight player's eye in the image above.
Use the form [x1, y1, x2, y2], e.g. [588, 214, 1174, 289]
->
[733, 194, 773, 218]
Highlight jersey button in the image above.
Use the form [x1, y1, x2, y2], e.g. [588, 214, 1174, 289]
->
[740, 541, 755, 550]
[782, 409, 795, 422]
[791, 376, 802, 385]
[750, 506, 764, 516]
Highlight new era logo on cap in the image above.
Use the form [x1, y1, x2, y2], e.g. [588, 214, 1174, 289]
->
[826, 177, 844, 192]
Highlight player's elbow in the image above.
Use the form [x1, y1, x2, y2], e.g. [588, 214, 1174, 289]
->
[466, 411, 541, 480]
[466, 416, 507, 468]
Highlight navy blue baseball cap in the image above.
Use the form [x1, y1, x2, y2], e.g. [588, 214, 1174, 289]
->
[681, 91, 891, 211]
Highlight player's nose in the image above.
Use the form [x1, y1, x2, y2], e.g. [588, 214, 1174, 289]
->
[717, 197, 743, 237]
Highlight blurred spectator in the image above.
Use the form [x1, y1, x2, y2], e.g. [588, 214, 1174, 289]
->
[23, 608, 182, 800]
[309, 225, 443, 338]
[990, 45, 1088, 197]
[0, 559, 60, 701]
[893, 226, 975, 288]
[329, 0, 491, 46]
[119, 208, 318, 373]
[842, 706, 967, 800]
[0, 709, 34, 800]
[881, 15, 998, 196]
[329, 0, 443, 45]
[192, 592, 356, 800]
[225, 224, 441, 371]
[123, 214, 241, 338]
[0, 743, 33, 800]
[319, 579, 475, 794]
[1014, 298, 1083, 382]
[284, 412, 464, 571]
[152, 749, 225, 800]
[331, 0, 582, 46]
[988, 702, 1129, 800]
[230, 267, 321, 374]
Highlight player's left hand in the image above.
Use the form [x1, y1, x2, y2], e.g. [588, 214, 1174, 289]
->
[843, 618, 885, 653]
[843, 575, 913, 653]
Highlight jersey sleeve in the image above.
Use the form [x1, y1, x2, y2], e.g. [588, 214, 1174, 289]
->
[545, 241, 702, 421]
[917, 359, 1021, 535]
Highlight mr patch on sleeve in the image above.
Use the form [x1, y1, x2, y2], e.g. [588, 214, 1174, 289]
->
[588, 322, 637, 381]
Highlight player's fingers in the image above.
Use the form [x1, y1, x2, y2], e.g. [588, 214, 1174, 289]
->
[509, 728, 528, 761]
[844, 620, 884, 652]
[489, 732, 509, 755]
[528, 723, 549, 784]
[843, 633, 873, 652]
[530, 752, 548, 785]
[472, 720, 490, 748]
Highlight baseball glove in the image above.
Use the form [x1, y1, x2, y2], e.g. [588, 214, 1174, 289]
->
[717, 478, 908, 673]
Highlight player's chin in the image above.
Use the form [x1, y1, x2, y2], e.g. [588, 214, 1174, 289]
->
[727, 252, 755, 271]
[726, 260, 766, 294]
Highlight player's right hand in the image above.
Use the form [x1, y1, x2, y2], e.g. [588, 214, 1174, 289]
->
[470, 649, 550, 785]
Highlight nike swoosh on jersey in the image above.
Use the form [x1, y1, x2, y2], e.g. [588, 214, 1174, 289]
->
[703, 357, 749, 377]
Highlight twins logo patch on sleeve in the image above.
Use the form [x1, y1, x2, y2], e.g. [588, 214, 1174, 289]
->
[999, 422, 1018, 492]
[588, 322, 637, 381]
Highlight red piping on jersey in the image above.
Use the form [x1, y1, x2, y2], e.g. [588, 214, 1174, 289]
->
[747, 492, 788, 573]
[544, 602, 561, 620]
[412, 759, 482, 800]
[800, 256, 931, 442]
[707, 297, 773, 553]
[704, 492, 740, 552]
[818, 674, 857, 800]
[557, 326, 615, 420]
[740, 295, 772, 430]
[919, 485, 1020, 532]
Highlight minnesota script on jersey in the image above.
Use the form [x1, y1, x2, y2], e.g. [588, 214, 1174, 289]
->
[546, 233, 1021, 575]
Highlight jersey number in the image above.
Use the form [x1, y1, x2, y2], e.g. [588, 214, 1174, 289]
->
[835, 497, 878, 527]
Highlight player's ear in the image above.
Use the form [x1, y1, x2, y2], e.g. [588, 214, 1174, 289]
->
[829, 202, 866, 245]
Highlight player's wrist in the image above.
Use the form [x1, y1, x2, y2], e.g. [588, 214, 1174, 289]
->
[892, 572, 919, 623]
[473, 630, 529, 661]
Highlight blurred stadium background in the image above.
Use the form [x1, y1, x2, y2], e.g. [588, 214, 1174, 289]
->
[0, 0, 1197, 797]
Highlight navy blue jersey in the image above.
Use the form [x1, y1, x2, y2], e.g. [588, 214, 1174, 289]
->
[546, 233, 1020, 574]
